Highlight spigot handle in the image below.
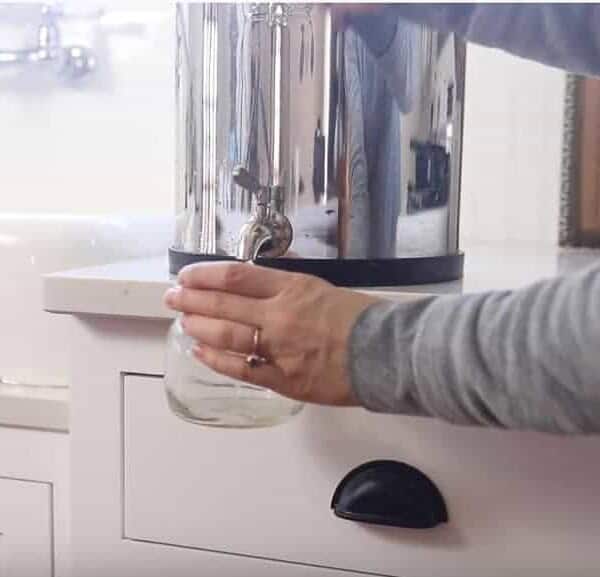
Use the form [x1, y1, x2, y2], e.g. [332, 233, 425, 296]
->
[232, 165, 271, 208]
[232, 165, 261, 195]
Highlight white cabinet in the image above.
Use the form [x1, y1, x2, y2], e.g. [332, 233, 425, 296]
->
[123, 373, 600, 577]
[0, 427, 69, 577]
[70, 318, 367, 577]
[124, 374, 446, 576]
[67, 311, 600, 577]
[0, 478, 52, 577]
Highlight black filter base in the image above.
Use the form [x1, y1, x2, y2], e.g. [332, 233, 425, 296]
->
[169, 248, 463, 287]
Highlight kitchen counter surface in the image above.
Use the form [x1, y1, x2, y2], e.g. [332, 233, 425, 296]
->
[43, 243, 600, 320]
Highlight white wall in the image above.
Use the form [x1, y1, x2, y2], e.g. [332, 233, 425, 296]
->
[0, 3, 174, 215]
[459, 43, 566, 247]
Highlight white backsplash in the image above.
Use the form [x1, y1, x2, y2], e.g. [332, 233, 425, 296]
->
[0, 4, 175, 215]
[460, 43, 565, 247]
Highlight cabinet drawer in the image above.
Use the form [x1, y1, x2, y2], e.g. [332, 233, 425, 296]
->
[124, 374, 600, 577]
[0, 478, 52, 577]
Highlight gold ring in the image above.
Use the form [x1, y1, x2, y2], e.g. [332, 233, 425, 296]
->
[245, 327, 267, 367]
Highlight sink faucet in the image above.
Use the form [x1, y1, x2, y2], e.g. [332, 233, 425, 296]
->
[0, 3, 95, 79]
[232, 166, 293, 261]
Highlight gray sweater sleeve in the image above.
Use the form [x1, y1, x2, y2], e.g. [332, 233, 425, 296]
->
[382, 4, 600, 77]
[350, 262, 600, 434]
[353, 5, 600, 104]
[348, 5, 600, 433]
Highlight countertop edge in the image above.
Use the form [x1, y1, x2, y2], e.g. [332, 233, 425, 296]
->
[42, 261, 433, 320]
[42, 247, 600, 320]
[0, 391, 69, 433]
[43, 273, 176, 320]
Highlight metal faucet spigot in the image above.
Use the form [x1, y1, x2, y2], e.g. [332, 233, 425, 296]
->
[0, 3, 96, 79]
[232, 166, 293, 261]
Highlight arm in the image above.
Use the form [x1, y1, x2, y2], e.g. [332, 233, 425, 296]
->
[350, 262, 600, 434]
[356, 4, 600, 78]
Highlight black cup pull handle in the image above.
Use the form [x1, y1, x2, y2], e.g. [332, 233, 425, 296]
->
[331, 460, 448, 529]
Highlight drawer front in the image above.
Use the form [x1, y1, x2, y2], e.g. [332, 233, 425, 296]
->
[0, 478, 52, 577]
[124, 374, 600, 577]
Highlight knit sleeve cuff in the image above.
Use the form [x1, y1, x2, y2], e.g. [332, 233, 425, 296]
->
[348, 299, 428, 415]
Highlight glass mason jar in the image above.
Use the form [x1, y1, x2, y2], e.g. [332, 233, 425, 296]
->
[164, 316, 304, 428]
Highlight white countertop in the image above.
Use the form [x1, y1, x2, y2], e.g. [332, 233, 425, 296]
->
[43, 243, 600, 320]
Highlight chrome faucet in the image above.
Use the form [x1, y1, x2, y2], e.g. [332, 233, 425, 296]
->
[0, 3, 95, 79]
[232, 166, 293, 260]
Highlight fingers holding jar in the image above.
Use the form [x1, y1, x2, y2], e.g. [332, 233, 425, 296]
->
[163, 262, 380, 406]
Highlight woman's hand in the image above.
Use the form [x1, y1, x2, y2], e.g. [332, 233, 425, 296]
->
[163, 263, 380, 406]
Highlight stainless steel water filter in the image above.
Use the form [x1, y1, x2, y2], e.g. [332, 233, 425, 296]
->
[170, 3, 466, 286]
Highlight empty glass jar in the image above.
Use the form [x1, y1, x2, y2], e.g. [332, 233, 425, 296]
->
[164, 316, 304, 428]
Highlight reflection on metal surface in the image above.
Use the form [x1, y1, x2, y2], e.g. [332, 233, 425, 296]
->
[174, 3, 465, 261]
